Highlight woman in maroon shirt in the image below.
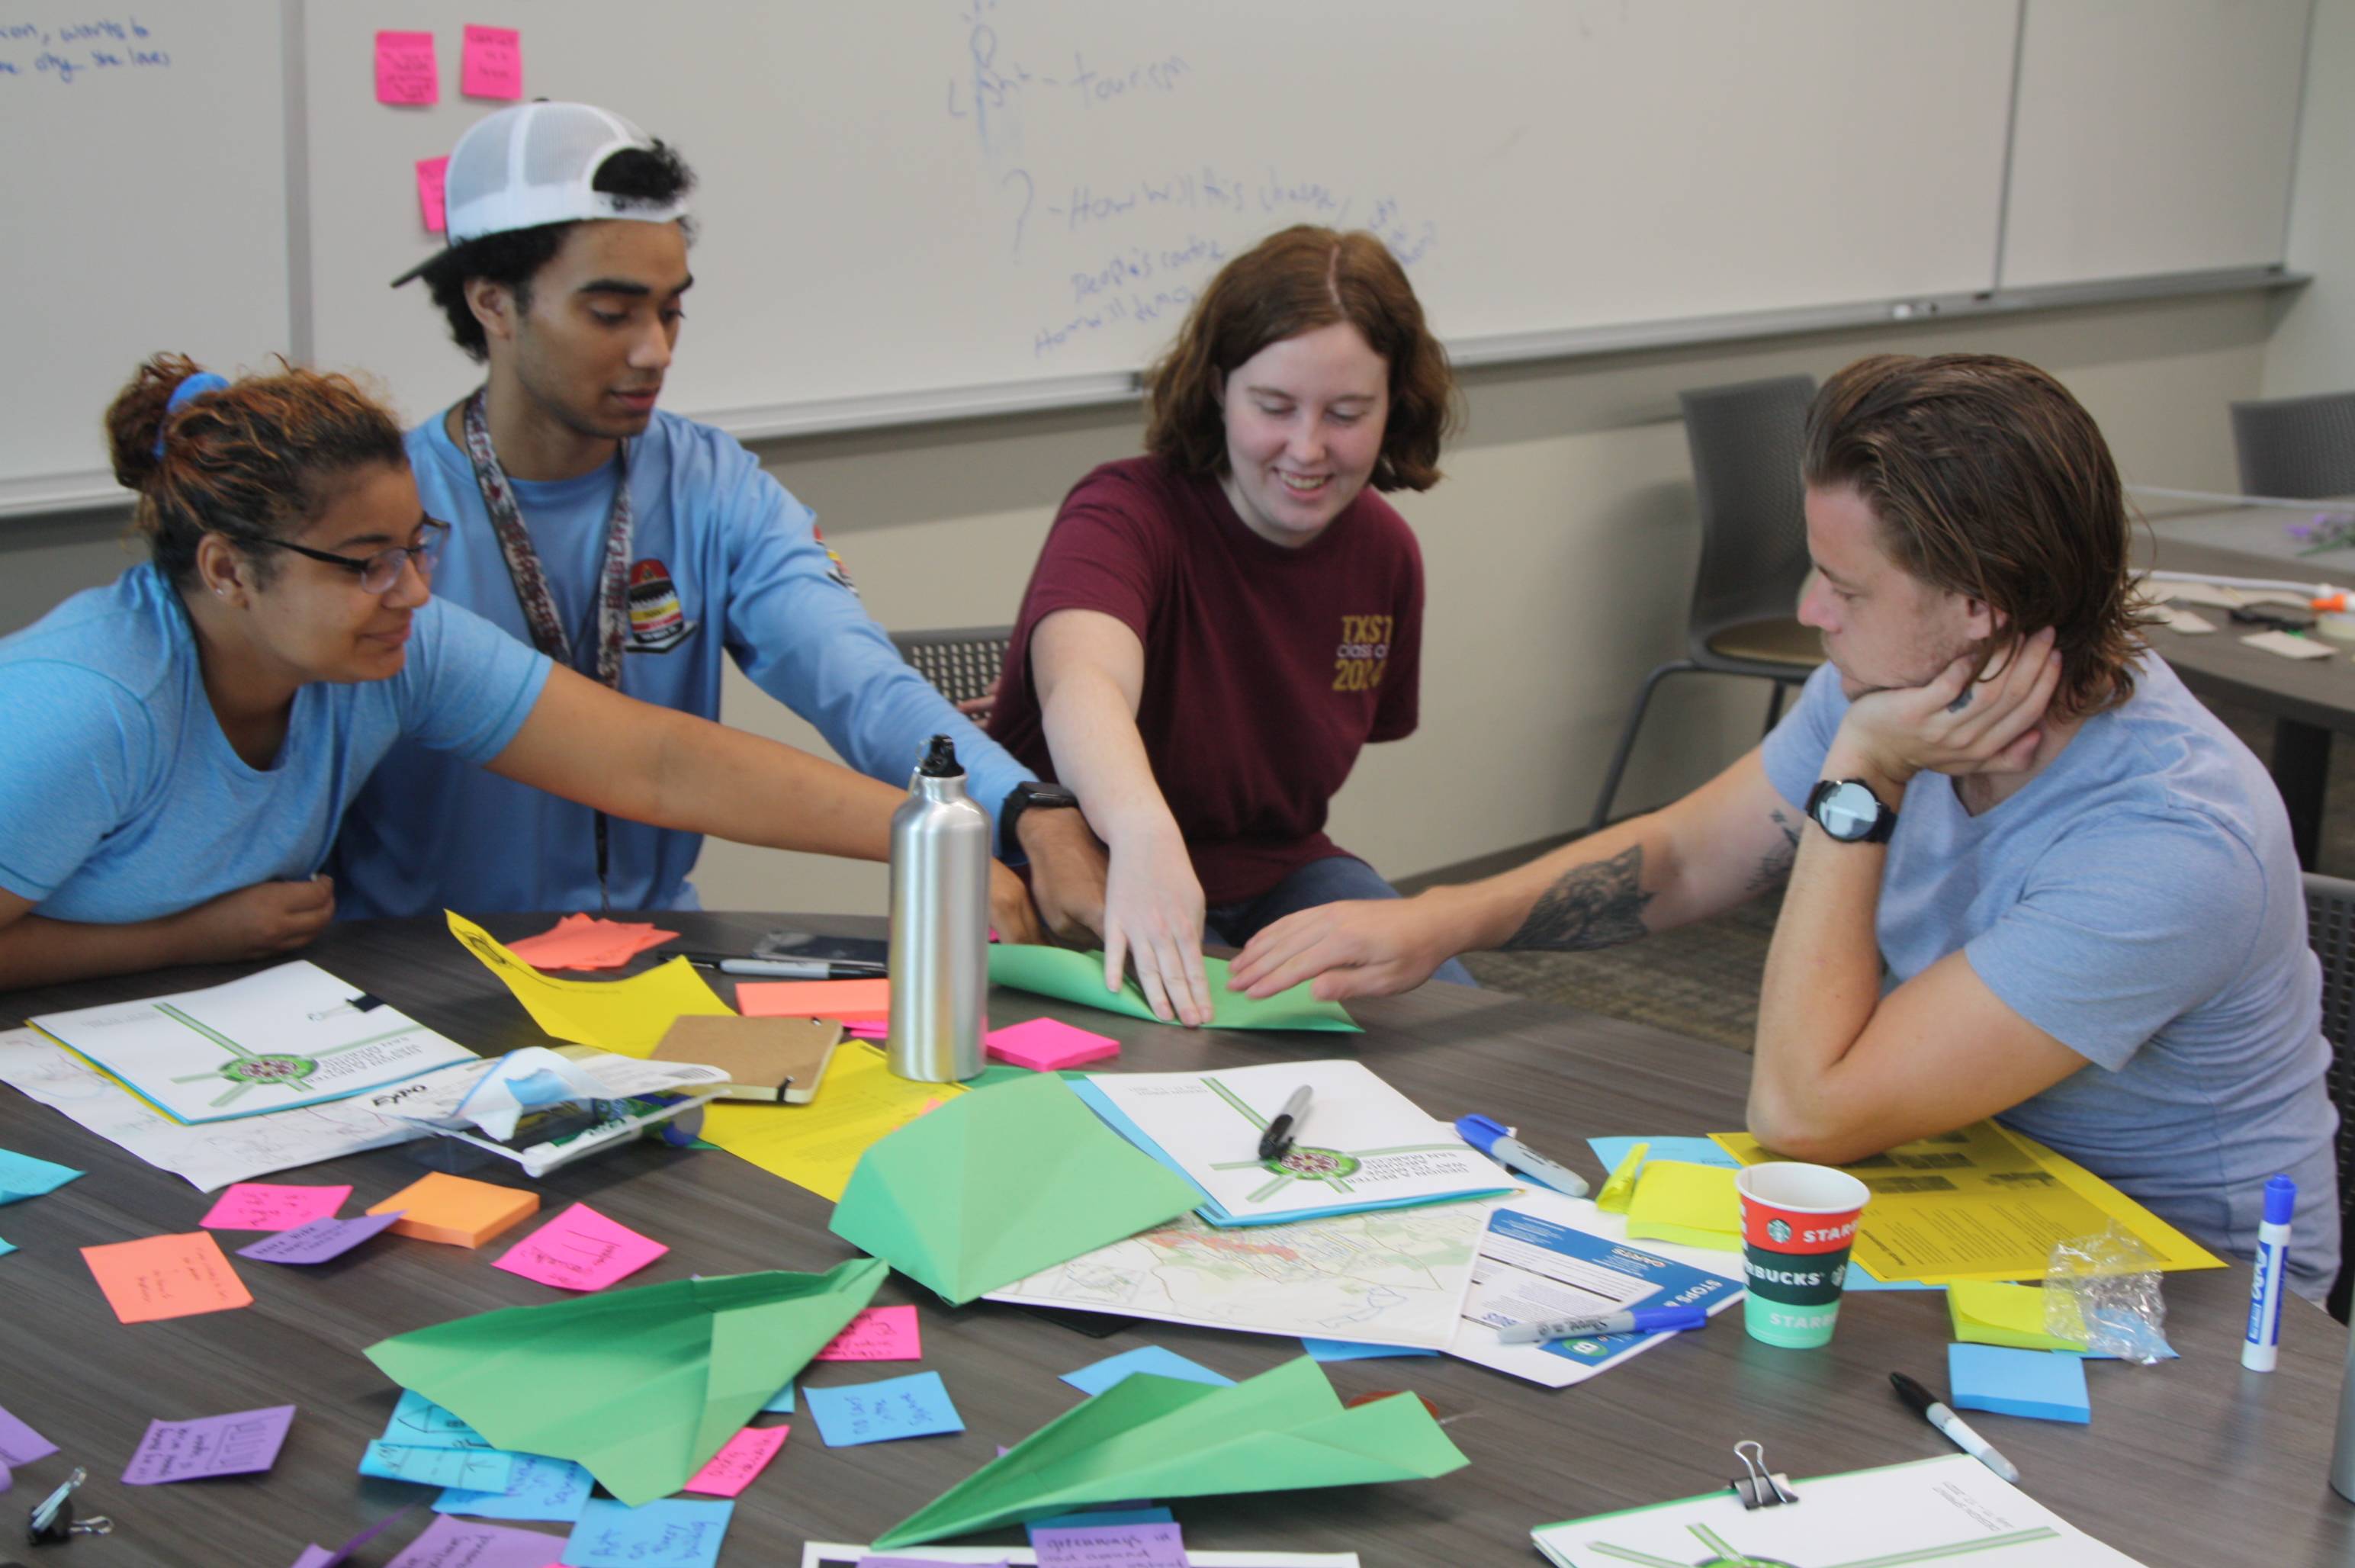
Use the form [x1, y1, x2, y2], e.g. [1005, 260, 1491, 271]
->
[988, 225, 1470, 1023]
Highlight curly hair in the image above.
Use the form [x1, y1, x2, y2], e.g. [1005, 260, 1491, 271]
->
[417, 139, 698, 362]
[1143, 226, 1458, 492]
[105, 354, 408, 585]
[1802, 352, 2155, 723]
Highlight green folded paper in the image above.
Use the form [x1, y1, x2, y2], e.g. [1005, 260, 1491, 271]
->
[873, 1354, 1468, 1548]
[365, 1257, 884, 1505]
[830, 1073, 1200, 1305]
[988, 944, 1361, 1032]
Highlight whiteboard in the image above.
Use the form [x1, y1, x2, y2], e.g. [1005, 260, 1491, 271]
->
[0, 6, 292, 511]
[2001, 0, 2313, 288]
[302, 0, 2018, 435]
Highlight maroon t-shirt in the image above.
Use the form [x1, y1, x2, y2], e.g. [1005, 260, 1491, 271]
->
[988, 454, 1423, 907]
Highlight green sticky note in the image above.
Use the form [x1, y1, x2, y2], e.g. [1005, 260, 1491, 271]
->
[1623, 1160, 1740, 1251]
[830, 1074, 1200, 1306]
[872, 1355, 1467, 1549]
[1949, 1280, 2088, 1351]
[365, 1257, 884, 1506]
[988, 945, 1360, 1032]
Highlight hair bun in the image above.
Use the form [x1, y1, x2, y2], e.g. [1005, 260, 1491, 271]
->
[104, 353, 209, 493]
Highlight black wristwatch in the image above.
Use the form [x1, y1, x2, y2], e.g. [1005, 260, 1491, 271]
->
[1000, 780, 1081, 857]
[1805, 778, 1897, 843]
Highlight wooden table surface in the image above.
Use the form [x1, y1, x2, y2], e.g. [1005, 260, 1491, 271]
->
[2, 912, 2350, 1566]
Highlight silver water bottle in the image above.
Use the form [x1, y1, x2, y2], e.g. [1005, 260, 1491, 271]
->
[884, 734, 991, 1082]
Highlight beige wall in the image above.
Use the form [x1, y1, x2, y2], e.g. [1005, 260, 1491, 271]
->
[2267, 0, 2355, 399]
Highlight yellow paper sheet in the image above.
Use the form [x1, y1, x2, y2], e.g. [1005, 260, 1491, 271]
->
[445, 910, 732, 1057]
[1710, 1121, 2224, 1282]
[1947, 1280, 2087, 1351]
[701, 1041, 968, 1201]
[1623, 1160, 1740, 1250]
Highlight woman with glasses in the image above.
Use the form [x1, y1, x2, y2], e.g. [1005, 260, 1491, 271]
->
[0, 355, 1028, 988]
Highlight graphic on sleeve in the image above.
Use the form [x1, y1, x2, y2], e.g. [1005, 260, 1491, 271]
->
[624, 558, 697, 653]
[814, 525, 859, 596]
[1333, 613, 1393, 692]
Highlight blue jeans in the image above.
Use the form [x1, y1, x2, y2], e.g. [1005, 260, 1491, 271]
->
[1203, 854, 1480, 988]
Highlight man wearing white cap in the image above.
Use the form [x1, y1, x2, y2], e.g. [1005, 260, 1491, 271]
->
[336, 102, 1104, 933]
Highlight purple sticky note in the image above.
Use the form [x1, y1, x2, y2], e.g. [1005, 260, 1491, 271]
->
[386, 1514, 565, 1568]
[291, 1549, 336, 1568]
[0, 1403, 57, 1467]
[1032, 1521, 1189, 1568]
[123, 1403, 295, 1484]
[239, 1209, 404, 1265]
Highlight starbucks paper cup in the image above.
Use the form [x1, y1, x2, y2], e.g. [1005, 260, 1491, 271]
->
[1735, 1162, 1870, 1348]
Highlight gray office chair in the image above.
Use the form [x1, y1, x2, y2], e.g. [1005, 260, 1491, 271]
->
[891, 625, 1014, 725]
[2302, 871, 2355, 1322]
[2232, 390, 2355, 500]
[1587, 374, 1826, 834]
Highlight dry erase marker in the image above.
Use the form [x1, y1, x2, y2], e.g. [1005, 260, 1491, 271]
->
[2243, 1173, 2296, 1372]
[1891, 1370, 2019, 1483]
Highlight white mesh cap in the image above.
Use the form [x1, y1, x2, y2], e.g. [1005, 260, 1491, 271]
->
[392, 101, 689, 284]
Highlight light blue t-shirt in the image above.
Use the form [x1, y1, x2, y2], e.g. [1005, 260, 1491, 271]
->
[329, 409, 1028, 918]
[1761, 655, 2339, 1293]
[0, 564, 549, 924]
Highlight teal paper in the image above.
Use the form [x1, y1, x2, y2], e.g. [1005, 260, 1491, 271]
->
[358, 1441, 522, 1492]
[435, 1454, 593, 1521]
[760, 1383, 795, 1415]
[1061, 1347, 1232, 1396]
[0, 1149, 82, 1203]
[806, 1371, 964, 1445]
[1301, 1338, 1438, 1362]
[989, 945, 1360, 1032]
[565, 1496, 733, 1567]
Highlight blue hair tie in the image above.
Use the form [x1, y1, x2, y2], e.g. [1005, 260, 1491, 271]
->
[153, 371, 232, 458]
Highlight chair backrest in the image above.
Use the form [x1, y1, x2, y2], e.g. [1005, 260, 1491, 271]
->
[1678, 374, 1818, 654]
[2300, 869, 2355, 1320]
[2231, 390, 2355, 500]
[890, 625, 1014, 713]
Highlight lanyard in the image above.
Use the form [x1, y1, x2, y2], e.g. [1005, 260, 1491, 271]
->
[460, 388, 634, 911]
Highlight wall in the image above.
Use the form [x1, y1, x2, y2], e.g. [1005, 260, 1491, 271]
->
[2265, 0, 2355, 398]
[0, 293, 2274, 917]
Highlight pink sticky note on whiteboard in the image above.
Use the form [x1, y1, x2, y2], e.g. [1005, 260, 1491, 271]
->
[374, 31, 438, 105]
[416, 156, 451, 234]
[985, 1017, 1121, 1071]
[680, 1424, 787, 1497]
[491, 1202, 666, 1292]
[200, 1182, 350, 1232]
[814, 1304, 921, 1361]
[459, 24, 522, 98]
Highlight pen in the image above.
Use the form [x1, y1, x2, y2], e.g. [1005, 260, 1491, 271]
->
[1454, 1113, 1591, 1198]
[2243, 1173, 2296, 1372]
[680, 953, 886, 979]
[1497, 1304, 1709, 1343]
[1891, 1370, 2019, 1483]
[1258, 1084, 1312, 1161]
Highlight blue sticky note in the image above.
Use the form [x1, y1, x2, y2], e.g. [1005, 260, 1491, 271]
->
[384, 1390, 496, 1451]
[1947, 1343, 2091, 1425]
[0, 1149, 82, 1204]
[761, 1382, 795, 1415]
[436, 1454, 594, 1521]
[1300, 1338, 1441, 1362]
[564, 1496, 733, 1566]
[1026, 1507, 1175, 1539]
[0, 1236, 13, 1258]
[805, 1372, 964, 1447]
[358, 1441, 522, 1491]
[1060, 1346, 1235, 1397]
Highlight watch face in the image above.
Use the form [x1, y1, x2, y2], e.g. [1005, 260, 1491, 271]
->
[1817, 780, 1881, 840]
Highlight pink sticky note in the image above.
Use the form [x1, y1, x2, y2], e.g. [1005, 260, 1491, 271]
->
[416, 156, 451, 235]
[680, 1424, 787, 1497]
[491, 1202, 666, 1292]
[374, 31, 438, 105]
[845, 1020, 892, 1040]
[459, 24, 522, 98]
[814, 1304, 921, 1362]
[200, 1182, 351, 1232]
[985, 1017, 1121, 1072]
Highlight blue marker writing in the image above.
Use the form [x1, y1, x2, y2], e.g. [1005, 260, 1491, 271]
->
[2241, 1174, 2296, 1372]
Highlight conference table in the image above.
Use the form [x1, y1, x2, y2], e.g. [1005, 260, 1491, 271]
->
[2, 913, 2349, 1566]
[2141, 503, 2355, 867]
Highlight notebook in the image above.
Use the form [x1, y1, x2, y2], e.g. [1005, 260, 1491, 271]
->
[651, 1016, 843, 1104]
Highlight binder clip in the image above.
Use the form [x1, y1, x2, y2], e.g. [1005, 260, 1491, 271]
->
[24, 1468, 111, 1547]
[1728, 1440, 1799, 1510]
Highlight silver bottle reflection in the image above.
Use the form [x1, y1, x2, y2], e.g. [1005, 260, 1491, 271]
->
[885, 734, 989, 1082]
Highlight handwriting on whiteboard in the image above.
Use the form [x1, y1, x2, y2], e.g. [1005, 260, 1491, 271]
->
[2, 18, 172, 82]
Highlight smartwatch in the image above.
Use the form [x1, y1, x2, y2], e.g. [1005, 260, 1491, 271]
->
[1805, 778, 1897, 843]
[1000, 780, 1081, 857]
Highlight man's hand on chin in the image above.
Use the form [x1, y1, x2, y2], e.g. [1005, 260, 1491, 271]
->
[1830, 627, 2062, 792]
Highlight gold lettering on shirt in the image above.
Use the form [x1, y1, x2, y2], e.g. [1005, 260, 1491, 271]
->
[1333, 613, 1393, 692]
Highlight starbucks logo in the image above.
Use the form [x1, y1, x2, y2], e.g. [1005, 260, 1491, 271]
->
[1767, 1218, 1791, 1244]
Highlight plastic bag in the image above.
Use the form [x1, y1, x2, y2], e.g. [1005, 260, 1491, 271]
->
[2045, 1221, 2174, 1364]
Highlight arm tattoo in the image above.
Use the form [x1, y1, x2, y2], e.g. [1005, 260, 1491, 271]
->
[1746, 807, 1803, 895]
[1503, 845, 1655, 952]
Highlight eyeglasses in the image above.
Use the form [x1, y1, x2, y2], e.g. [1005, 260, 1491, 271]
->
[255, 518, 449, 594]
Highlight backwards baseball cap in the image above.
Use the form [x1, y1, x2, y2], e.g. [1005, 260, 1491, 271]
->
[390, 101, 691, 287]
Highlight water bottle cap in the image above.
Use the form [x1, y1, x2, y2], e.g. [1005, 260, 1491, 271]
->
[2263, 1173, 2297, 1224]
[918, 734, 963, 777]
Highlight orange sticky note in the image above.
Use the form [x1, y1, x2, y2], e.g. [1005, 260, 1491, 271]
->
[416, 155, 451, 234]
[737, 979, 891, 1024]
[459, 24, 522, 99]
[504, 913, 678, 971]
[374, 30, 438, 105]
[368, 1172, 538, 1248]
[81, 1232, 252, 1324]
